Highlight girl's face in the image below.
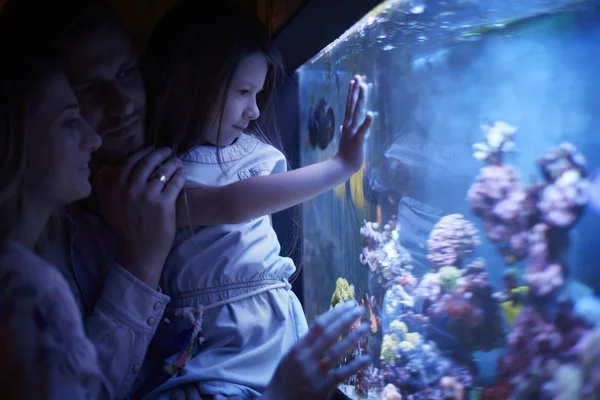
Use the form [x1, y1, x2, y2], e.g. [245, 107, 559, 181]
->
[25, 71, 102, 206]
[204, 52, 268, 147]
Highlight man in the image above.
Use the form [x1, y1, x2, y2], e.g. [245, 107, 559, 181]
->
[1, 0, 185, 397]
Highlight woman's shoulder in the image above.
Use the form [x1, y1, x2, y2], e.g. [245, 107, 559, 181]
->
[0, 242, 103, 398]
[0, 242, 82, 333]
[0, 241, 70, 296]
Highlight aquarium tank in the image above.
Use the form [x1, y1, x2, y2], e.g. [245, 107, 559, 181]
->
[297, 0, 600, 398]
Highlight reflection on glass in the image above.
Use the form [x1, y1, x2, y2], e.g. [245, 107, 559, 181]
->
[297, 0, 600, 398]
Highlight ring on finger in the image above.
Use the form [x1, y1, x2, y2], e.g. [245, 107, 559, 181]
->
[151, 171, 168, 185]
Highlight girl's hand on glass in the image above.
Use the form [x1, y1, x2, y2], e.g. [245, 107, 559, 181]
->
[335, 75, 374, 174]
[262, 300, 372, 400]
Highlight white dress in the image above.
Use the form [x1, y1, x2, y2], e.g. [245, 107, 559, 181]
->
[144, 134, 308, 399]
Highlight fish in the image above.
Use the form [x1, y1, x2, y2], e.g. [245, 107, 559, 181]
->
[334, 163, 367, 209]
[358, 293, 378, 333]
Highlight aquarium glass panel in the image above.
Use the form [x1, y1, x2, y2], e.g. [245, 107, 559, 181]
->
[297, 0, 600, 398]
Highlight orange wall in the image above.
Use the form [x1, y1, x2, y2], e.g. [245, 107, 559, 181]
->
[109, 0, 308, 54]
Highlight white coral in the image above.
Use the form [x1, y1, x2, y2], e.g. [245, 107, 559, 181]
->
[472, 120, 518, 164]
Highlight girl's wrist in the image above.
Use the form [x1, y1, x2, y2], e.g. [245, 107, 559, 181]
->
[332, 153, 360, 177]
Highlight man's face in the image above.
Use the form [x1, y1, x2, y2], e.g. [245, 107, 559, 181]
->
[63, 19, 146, 170]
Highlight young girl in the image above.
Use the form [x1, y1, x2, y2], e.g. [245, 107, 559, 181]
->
[141, 2, 373, 398]
[0, 52, 105, 397]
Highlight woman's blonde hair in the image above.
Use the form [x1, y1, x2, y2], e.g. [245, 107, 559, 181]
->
[0, 55, 61, 250]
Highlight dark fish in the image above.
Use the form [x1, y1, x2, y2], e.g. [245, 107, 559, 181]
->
[308, 97, 336, 150]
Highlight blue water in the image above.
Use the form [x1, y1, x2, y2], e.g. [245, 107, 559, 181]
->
[298, 0, 600, 398]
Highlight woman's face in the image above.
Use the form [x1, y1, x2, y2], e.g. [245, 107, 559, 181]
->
[25, 71, 102, 206]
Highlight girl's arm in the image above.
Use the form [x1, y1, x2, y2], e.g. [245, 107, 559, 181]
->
[177, 156, 360, 226]
[176, 75, 373, 227]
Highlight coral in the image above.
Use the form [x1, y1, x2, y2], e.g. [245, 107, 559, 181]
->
[467, 122, 529, 265]
[381, 337, 474, 400]
[429, 293, 479, 326]
[399, 273, 418, 287]
[427, 259, 505, 354]
[480, 379, 511, 400]
[472, 120, 518, 165]
[381, 333, 401, 363]
[536, 142, 588, 230]
[525, 223, 564, 296]
[379, 307, 473, 399]
[360, 218, 414, 287]
[389, 320, 409, 336]
[542, 363, 583, 400]
[522, 143, 588, 296]
[397, 311, 430, 335]
[576, 328, 600, 398]
[382, 284, 415, 330]
[538, 168, 588, 229]
[381, 383, 403, 400]
[427, 214, 481, 270]
[330, 277, 355, 309]
[406, 332, 422, 346]
[440, 375, 465, 400]
[457, 258, 491, 292]
[498, 304, 592, 399]
[414, 272, 442, 304]
[468, 122, 590, 300]
[538, 142, 587, 184]
[439, 266, 461, 291]
[467, 164, 535, 264]
[383, 321, 422, 358]
[399, 340, 416, 352]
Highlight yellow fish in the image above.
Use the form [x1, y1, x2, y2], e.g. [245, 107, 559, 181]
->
[334, 163, 366, 209]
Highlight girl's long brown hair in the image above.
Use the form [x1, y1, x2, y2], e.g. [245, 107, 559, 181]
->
[142, 2, 304, 282]
[142, 1, 286, 162]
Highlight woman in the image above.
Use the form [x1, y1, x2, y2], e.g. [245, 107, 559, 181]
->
[0, 53, 105, 398]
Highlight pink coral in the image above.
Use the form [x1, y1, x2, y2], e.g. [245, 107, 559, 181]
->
[426, 214, 480, 270]
[424, 259, 504, 353]
[536, 142, 588, 229]
[414, 272, 442, 304]
[467, 165, 536, 264]
[525, 223, 564, 296]
[538, 169, 588, 229]
[429, 293, 483, 328]
[499, 304, 592, 398]
[469, 165, 520, 208]
[468, 123, 590, 279]
[538, 142, 587, 183]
